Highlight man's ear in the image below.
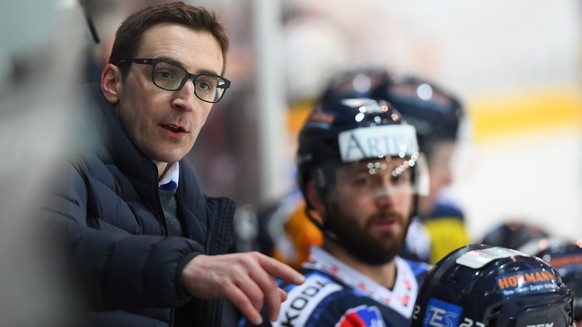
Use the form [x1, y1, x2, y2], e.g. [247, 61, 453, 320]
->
[101, 63, 122, 104]
[306, 181, 326, 216]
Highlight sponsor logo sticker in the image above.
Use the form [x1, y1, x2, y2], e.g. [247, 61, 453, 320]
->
[549, 253, 582, 270]
[338, 125, 417, 162]
[336, 305, 386, 327]
[422, 298, 463, 327]
[274, 273, 341, 327]
[496, 269, 558, 299]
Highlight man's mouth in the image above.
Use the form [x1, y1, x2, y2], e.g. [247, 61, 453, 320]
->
[371, 213, 402, 227]
[162, 124, 187, 133]
[375, 219, 396, 227]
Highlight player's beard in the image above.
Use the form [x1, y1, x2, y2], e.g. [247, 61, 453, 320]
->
[326, 203, 410, 266]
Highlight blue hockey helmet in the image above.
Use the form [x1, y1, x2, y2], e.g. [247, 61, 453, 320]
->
[411, 244, 575, 327]
[319, 68, 465, 157]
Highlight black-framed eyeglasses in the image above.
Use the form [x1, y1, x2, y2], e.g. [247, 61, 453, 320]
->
[118, 58, 231, 103]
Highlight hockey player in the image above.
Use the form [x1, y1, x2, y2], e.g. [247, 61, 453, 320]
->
[268, 68, 469, 267]
[241, 98, 431, 326]
[320, 68, 469, 264]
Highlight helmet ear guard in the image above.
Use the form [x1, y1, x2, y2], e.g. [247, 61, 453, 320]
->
[411, 244, 575, 327]
[297, 163, 335, 211]
[298, 164, 338, 240]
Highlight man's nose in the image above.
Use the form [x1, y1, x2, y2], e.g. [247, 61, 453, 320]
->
[372, 177, 397, 199]
[172, 79, 196, 111]
[374, 183, 395, 210]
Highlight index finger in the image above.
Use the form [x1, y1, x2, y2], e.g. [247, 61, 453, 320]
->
[258, 255, 305, 285]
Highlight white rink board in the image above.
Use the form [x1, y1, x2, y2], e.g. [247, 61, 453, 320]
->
[450, 127, 582, 242]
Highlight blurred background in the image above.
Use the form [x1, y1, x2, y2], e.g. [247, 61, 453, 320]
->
[1, 2, 581, 322]
[1, 0, 580, 324]
[33, 0, 582, 243]
[181, 0, 582, 243]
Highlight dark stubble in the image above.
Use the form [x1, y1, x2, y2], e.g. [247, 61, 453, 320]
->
[326, 203, 410, 266]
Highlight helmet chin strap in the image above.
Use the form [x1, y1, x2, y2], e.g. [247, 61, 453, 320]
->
[304, 205, 339, 242]
[303, 167, 341, 243]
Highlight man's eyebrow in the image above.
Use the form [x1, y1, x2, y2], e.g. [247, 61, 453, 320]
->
[345, 164, 371, 174]
[150, 56, 222, 76]
[149, 56, 185, 68]
[195, 67, 222, 76]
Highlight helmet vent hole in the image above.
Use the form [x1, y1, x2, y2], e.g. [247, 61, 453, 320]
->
[488, 304, 503, 324]
[490, 304, 503, 315]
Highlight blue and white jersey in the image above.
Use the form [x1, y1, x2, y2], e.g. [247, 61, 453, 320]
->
[239, 247, 431, 327]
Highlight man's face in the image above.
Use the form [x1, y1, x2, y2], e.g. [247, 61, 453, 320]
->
[114, 23, 224, 167]
[328, 158, 414, 264]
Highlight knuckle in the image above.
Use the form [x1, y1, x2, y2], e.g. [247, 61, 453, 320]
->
[253, 292, 265, 305]
[264, 276, 276, 289]
[249, 251, 262, 259]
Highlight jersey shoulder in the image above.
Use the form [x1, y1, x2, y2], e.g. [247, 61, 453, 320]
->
[277, 270, 408, 327]
[400, 257, 432, 284]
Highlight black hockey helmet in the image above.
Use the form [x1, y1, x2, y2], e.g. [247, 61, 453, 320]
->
[411, 244, 575, 327]
[481, 220, 550, 250]
[319, 68, 465, 157]
[520, 238, 582, 321]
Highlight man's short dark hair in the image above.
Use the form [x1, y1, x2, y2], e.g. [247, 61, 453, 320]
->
[109, 2, 229, 77]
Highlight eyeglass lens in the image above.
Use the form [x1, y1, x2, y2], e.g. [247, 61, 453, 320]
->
[152, 60, 226, 103]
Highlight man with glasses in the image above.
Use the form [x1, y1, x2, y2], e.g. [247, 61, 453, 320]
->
[45, 2, 303, 327]
[241, 98, 431, 326]
[115, 58, 231, 104]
